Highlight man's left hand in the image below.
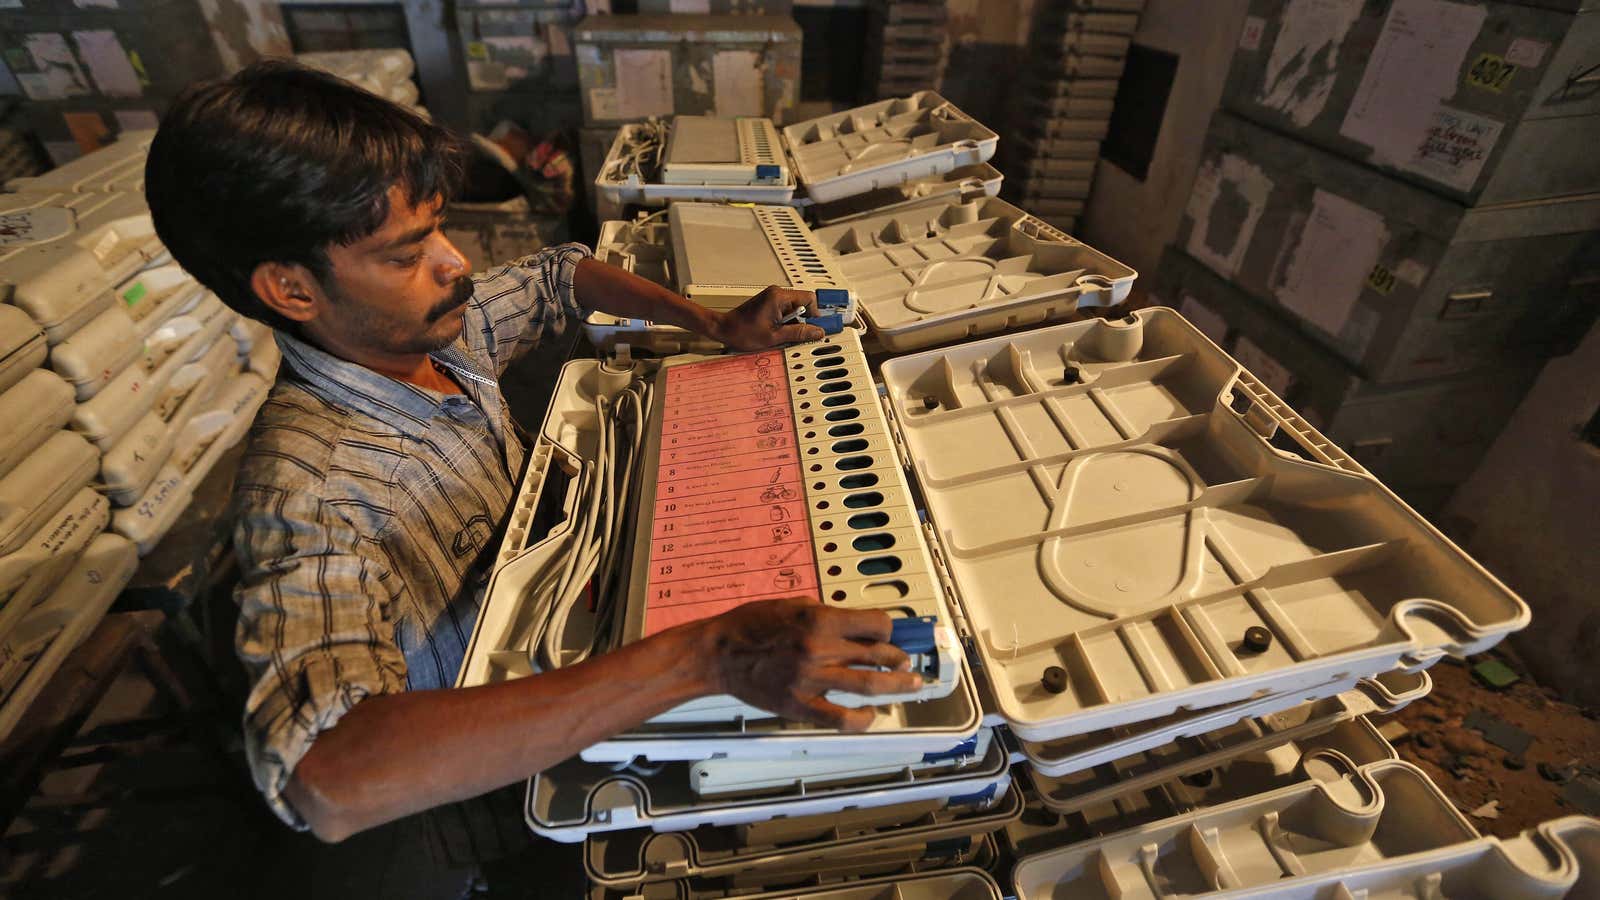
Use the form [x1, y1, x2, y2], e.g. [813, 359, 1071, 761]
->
[709, 286, 827, 351]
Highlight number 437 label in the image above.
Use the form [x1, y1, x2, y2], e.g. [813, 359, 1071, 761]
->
[1466, 53, 1516, 93]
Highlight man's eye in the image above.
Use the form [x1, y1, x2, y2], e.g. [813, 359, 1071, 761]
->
[392, 252, 423, 267]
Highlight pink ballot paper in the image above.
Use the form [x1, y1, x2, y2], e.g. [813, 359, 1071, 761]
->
[642, 350, 820, 636]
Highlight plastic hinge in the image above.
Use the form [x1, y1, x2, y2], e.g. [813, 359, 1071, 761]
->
[920, 735, 978, 763]
[755, 163, 781, 180]
[919, 521, 972, 645]
[947, 784, 997, 808]
[891, 616, 939, 655]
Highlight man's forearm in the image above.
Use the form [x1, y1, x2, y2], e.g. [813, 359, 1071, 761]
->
[573, 256, 721, 335]
[285, 625, 710, 842]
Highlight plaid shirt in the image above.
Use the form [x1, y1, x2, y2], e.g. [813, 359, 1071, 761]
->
[233, 244, 592, 858]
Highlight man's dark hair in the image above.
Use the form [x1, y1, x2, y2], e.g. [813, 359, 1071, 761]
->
[145, 60, 465, 331]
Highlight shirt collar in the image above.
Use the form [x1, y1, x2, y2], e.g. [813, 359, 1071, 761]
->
[273, 328, 466, 430]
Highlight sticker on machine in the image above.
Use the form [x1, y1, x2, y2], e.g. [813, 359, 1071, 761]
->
[1184, 153, 1273, 280]
[1254, 0, 1362, 126]
[0, 207, 76, 247]
[1237, 16, 1266, 51]
[1273, 189, 1389, 339]
[1405, 106, 1503, 193]
[1338, 0, 1486, 168]
[613, 48, 674, 119]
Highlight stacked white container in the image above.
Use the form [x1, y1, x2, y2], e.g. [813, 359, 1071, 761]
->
[0, 134, 279, 740]
[296, 49, 425, 116]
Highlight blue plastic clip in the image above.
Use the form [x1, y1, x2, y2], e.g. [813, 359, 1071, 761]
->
[813, 288, 850, 310]
[890, 616, 939, 655]
[948, 784, 998, 807]
[755, 163, 781, 180]
[806, 313, 845, 334]
[920, 735, 978, 764]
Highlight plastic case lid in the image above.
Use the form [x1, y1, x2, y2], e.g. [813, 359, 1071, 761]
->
[0, 304, 48, 395]
[0, 369, 74, 481]
[0, 487, 109, 633]
[0, 191, 162, 343]
[810, 197, 1135, 352]
[806, 163, 1003, 227]
[48, 305, 143, 401]
[5, 131, 153, 194]
[0, 431, 98, 558]
[1010, 756, 1600, 899]
[876, 309, 1529, 742]
[102, 412, 176, 507]
[0, 533, 137, 742]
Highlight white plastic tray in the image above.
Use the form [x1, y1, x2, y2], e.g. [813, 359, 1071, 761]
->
[593, 92, 997, 209]
[6, 131, 153, 194]
[527, 730, 1009, 843]
[0, 305, 49, 395]
[0, 431, 98, 558]
[810, 197, 1135, 352]
[1018, 668, 1428, 779]
[0, 369, 74, 481]
[1, 191, 162, 344]
[0, 487, 109, 635]
[0, 533, 137, 741]
[1011, 757, 1600, 899]
[877, 309, 1529, 742]
[584, 783, 1021, 888]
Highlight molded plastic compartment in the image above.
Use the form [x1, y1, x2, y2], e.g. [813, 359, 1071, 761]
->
[588, 852, 1003, 899]
[806, 164, 1003, 227]
[810, 197, 1136, 351]
[0, 191, 162, 343]
[1011, 758, 1599, 900]
[0, 431, 98, 558]
[878, 309, 1529, 742]
[585, 783, 1021, 888]
[528, 731, 1009, 843]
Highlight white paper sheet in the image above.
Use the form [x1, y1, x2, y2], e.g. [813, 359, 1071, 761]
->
[20, 33, 92, 101]
[1274, 189, 1389, 338]
[614, 48, 673, 119]
[1256, 0, 1363, 127]
[1184, 153, 1273, 280]
[713, 50, 762, 118]
[1410, 105, 1504, 192]
[73, 31, 141, 98]
[1339, 0, 1485, 167]
[1232, 335, 1294, 397]
[1505, 38, 1548, 68]
[1178, 295, 1230, 346]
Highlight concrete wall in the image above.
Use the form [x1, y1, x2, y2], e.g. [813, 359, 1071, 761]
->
[1078, 0, 1249, 279]
[1442, 323, 1600, 704]
[938, 0, 1036, 137]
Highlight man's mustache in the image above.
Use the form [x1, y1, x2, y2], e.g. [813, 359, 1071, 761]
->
[426, 277, 474, 323]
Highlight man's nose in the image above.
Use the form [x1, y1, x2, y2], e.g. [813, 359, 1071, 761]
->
[433, 233, 469, 282]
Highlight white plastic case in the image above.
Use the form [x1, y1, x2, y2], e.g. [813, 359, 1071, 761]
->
[0, 533, 137, 741]
[1011, 757, 1600, 900]
[5, 131, 153, 194]
[101, 412, 176, 507]
[588, 847, 1001, 899]
[48, 305, 143, 400]
[583, 784, 1021, 889]
[806, 164, 1003, 228]
[595, 92, 998, 209]
[877, 310, 1528, 742]
[0, 431, 98, 557]
[0, 304, 49, 395]
[0, 487, 109, 634]
[0, 191, 162, 344]
[0, 369, 75, 480]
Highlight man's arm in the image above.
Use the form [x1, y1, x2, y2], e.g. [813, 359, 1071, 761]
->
[285, 598, 916, 842]
[573, 257, 825, 350]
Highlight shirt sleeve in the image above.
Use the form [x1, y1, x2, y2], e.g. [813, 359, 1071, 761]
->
[466, 242, 594, 375]
[233, 481, 407, 829]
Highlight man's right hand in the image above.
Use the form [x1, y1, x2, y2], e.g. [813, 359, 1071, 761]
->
[686, 597, 924, 732]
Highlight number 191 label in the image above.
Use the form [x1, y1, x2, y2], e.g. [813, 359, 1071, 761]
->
[1366, 263, 1397, 296]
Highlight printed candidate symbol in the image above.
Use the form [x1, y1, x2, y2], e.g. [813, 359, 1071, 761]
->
[754, 405, 781, 419]
[770, 524, 793, 542]
[769, 506, 788, 522]
[761, 484, 797, 502]
[757, 420, 783, 433]
[768, 468, 783, 483]
[766, 545, 800, 567]
[756, 436, 784, 449]
[772, 568, 803, 590]
[752, 383, 778, 404]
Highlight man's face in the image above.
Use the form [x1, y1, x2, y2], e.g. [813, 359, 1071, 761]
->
[315, 185, 472, 356]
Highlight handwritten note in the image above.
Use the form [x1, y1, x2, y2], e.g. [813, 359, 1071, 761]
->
[643, 351, 818, 636]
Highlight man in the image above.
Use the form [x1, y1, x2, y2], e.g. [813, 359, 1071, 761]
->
[144, 61, 919, 861]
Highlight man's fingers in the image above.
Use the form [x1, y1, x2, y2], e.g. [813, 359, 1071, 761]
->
[794, 695, 876, 733]
[852, 639, 913, 672]
[776, 323, 826, 344]
[822, 607, 896, 642]
[814, 665, 923, 698]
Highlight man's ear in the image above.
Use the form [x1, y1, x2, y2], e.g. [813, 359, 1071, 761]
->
[250, 261, 322, 324]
